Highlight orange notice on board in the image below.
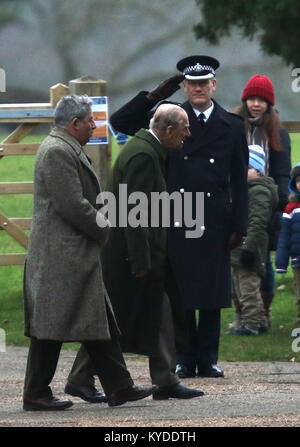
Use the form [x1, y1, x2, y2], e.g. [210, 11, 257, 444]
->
[87, 96, 109, 145]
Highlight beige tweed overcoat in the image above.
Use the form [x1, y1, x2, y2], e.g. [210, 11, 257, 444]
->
[24, 127, 116, 341]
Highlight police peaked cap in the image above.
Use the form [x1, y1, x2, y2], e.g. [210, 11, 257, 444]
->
[177, 55, 220, 80]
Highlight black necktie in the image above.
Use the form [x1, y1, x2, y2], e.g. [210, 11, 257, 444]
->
[198, 113, 206, 127]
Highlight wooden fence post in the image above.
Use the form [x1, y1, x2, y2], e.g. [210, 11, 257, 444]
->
[50, 83, 70, 108]
[68, 76, 111, 188]
[49, 83, 70, 132]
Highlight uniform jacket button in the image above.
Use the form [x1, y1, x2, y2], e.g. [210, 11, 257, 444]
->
[180, 188, 184, 193]
[184, 156, 188, 160]
[207, 192, 211, 197]
[209, 158, 215, 164]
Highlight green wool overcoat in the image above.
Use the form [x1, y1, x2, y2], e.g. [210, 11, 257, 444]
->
[101, 129, 170, 356]
[24, 127, 116, 341]
[231, 175, 278, 277]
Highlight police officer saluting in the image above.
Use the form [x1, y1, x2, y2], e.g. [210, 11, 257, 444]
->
[110, 55, 248, 379]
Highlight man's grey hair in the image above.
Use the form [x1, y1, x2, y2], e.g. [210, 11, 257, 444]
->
[55, 94, 93, 128]
[149, 104, 187, 131]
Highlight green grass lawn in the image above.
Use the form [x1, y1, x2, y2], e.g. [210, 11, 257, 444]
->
[1, 133, 300, 360]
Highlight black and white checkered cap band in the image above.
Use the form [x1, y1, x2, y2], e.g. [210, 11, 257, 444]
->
[183, 63, 215, 75]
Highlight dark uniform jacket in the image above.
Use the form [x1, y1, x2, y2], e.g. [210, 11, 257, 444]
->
[110, 92, 249, 309]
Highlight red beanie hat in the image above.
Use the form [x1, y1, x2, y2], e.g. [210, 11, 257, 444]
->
[241, 74, 275, 106]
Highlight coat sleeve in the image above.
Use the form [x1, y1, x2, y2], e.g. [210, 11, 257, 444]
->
[122, 153, 156, 273]
[230, 119, 249, 235]
[42, 145, 110, 246]
[275, 211, 291, 271]
[110, 92, 155, 136]
[269, 128, 291, 212]
[243, 185, 272, 255]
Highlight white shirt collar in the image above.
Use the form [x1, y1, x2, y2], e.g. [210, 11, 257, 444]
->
[193, 101, 214, 122]
[148, 128, 161, 144]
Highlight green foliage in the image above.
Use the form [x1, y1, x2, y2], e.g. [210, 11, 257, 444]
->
[0, 0, 22, 28]
[194, 0, 300, 66]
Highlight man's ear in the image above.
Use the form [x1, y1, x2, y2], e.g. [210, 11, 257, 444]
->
[211, 79, 217, 91]
[70, 117, 80, 129]
[65, 117, 80, 136]
[166, 125, 174, 136]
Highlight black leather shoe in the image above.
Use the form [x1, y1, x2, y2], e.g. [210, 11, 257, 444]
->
[23, 396, 73, 411]
[108, 384, 157, 407]
[64, 381, 107, 403]
[197, 364, 224, 378]
[175, 364, 196, 378]
[153, 382, 204, 400]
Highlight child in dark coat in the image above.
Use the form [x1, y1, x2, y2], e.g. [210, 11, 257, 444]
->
[276, 163, 300, 324]
[230, 145, 278, 335]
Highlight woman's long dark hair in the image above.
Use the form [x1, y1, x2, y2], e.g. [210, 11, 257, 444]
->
[234, 102, 282, 151]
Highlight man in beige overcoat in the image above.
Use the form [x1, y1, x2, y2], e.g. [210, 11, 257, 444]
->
[22, 94, 156, 411]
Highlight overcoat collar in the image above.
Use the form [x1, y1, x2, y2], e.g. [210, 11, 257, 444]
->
[50, 127, 100, 186]
[135, 129, 168, 162]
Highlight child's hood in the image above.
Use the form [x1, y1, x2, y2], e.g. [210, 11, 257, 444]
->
[288, 163, 300, 198]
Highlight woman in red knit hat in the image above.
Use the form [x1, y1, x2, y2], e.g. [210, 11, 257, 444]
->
[234, 74, 292, 329]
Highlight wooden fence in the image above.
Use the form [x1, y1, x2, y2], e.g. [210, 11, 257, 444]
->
[0, 79, 299, 266]
[0, 77, 111, 266]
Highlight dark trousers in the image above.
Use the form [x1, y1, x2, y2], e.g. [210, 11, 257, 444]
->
[260, 251, 274, 294]
[67, 293, 179, 388]
[23, 319, 133, 400]
[176, 309, 221, 371]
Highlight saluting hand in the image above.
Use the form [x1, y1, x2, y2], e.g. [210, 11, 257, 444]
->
[146, 74, 185, 103]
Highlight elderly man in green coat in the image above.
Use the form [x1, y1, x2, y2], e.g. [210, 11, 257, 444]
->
[23, 95, 157, 411]
[65, 104, 205, 401]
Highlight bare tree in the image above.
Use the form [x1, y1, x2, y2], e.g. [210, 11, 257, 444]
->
[105, 0, 195, 94]
[28, 0, 120, 82]
[27, 0, 195, 92]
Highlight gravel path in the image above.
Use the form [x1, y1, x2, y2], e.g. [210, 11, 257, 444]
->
[1, 346, 300, 427]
